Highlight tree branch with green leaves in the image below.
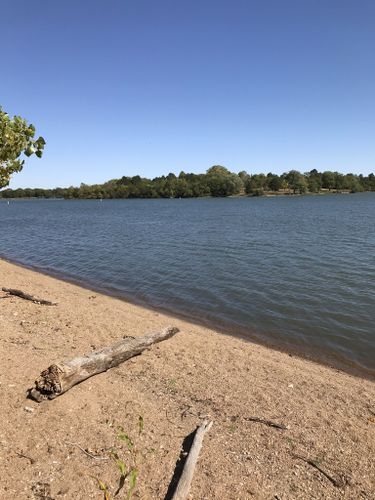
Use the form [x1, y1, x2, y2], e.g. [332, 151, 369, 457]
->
[0, 106, 45, 188]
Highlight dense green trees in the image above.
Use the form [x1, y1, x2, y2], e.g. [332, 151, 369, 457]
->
[322, 171, 335, 191]
[284, 170, 308, 194]
[1, 166, 374, 199]
[245, 173, 267, 195]
[0, 107, 45, 188]
[306, 169, 322, 193]
[206, 166, 243, 196]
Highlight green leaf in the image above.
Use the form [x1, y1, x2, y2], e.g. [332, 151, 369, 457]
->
[116, 458, 126, 477]
[26, 124, 35, 136]
[35, 150, 43, 158]
[36, 136, 46, 146]
[97, 479, 107, 491]
[118, 432, 134, 450]
[96, 479, 111, 500]
[127, 468, 138, 499]
[24, 146, 35, 157]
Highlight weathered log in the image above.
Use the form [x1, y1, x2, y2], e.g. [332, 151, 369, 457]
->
[172, 420, 213, 500]
[2, 287, 57, 306]
[28, 326, 179, 402]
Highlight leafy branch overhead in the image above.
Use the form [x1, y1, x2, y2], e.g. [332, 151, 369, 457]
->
[0, 106, 45, 188]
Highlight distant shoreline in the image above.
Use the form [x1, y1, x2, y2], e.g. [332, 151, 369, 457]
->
[0, 189, 368, 201]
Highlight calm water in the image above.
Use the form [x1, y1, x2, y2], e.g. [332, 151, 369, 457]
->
[1, 195, 374, 376]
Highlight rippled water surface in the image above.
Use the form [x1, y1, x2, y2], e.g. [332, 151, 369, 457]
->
[1, 195, 374, 375]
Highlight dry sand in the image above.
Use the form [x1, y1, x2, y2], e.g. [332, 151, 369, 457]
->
[0, 258, 374, 499]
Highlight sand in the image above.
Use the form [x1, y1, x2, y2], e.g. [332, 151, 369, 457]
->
[0, 258, 374, 499]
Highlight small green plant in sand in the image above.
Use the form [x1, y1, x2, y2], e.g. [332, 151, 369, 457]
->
[97, 479, 111, 500]
[285, 436, 296, 449]
[96, 416, 144, 499]
[167, 378, 177, 388]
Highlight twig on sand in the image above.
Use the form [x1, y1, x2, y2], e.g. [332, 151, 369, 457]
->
[65, 441, 109, 461]
[13, 449, 35, 464]
[244, 416, 287, 430]
[292, 454, 346, 488]
[2, 287, 57, 306]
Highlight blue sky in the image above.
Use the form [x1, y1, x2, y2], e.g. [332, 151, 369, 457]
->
[2, 0, 375, 188]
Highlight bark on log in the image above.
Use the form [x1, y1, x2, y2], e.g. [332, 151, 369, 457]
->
[172, 420, 213, 500]
[2, 287, 57, 306]
[28, 326, 179, 402]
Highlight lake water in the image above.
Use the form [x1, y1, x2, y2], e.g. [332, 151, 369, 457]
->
[1, 194, 374, 376]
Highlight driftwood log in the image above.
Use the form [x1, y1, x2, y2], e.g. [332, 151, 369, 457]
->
[172, 420, 213, 500]
[2, 287, 57, 306]
[28, 326, 179, 402]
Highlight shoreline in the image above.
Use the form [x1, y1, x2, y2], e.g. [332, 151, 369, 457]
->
[0, 190, 371, 201]
[1, 254, 373, 382]
[1, 257, 374, 498]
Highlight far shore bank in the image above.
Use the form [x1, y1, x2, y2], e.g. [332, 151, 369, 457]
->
[0, 258, 374, 498]
[0, 188, 371, 201]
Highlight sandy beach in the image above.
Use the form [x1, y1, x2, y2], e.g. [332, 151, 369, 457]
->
[0, 258, 374, 499]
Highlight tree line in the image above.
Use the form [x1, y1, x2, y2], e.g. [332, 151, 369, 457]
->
[1, 165, 375, 199]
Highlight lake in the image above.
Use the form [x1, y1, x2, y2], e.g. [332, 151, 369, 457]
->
[1, 194, 374, 376]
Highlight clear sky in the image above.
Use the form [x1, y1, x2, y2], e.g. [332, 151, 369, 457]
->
[2, 0, 375, 188]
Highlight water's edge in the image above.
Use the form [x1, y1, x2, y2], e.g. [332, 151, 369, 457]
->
[2, 253, 374, 382]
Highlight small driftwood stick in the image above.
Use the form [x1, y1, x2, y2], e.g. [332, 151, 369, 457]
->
[2, 287, 57, 306]
[245, 416, 287, 430]
[13, 450, 35, 464]
[65, 441, 109, 461]
[172, 420, 213, 500]
[28, 326, 179, 402]
[293, 454, 346, 488]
